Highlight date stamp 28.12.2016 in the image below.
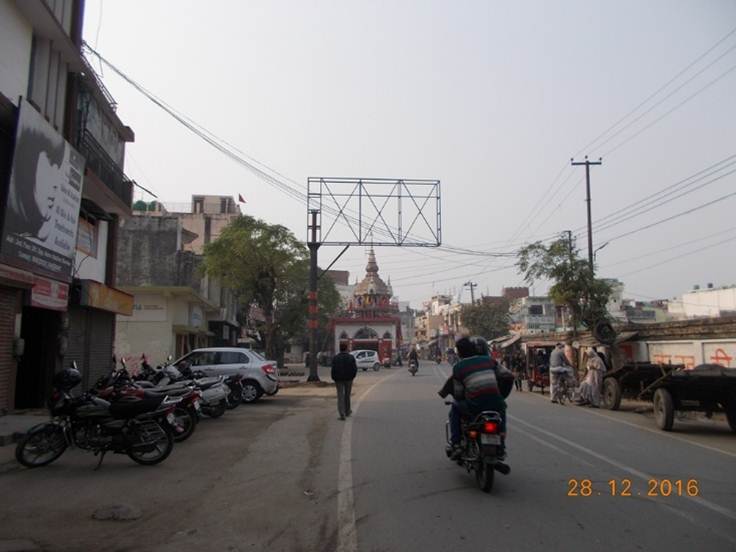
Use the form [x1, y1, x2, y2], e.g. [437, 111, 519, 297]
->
[567, 479, 700, 497]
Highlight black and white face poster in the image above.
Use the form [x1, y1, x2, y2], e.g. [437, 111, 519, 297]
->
[0, 99, 84, 281]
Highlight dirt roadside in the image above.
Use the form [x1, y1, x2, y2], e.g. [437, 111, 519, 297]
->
[0, 378, 370, 552]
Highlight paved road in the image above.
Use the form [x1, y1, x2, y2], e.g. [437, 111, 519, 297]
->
[347, 362, 736, 552]
[1, 363, 734, 552]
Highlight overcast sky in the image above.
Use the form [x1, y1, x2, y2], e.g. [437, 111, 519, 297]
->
[83, 0, 736, 307]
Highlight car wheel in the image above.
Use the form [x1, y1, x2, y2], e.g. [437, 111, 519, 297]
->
[241, 381, 264, 404]
[373, 363, 380, 371]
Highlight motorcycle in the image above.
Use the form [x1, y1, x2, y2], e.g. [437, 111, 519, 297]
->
[97, 364, 200, 443]
[408, 359, 418, 376]
[16, 363, 178, 469]
[444, 399, 510, 493]
[136, 358, 230, 419]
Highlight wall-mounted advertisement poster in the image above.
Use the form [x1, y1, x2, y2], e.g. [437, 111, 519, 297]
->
[0, 99, 84, 281]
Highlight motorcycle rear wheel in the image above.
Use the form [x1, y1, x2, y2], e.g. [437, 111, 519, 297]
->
[226, 388, 241, 409]
[15, 424, 67, 468]
[127, 423, 174, 466]
[172, 407, 197, 443]
[476, 461, 495, 493]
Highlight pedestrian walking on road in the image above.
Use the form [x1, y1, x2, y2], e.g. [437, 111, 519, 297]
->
[331, 343, 358, 420]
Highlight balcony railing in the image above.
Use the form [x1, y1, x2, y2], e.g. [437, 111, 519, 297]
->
[77, 129, 133, 208]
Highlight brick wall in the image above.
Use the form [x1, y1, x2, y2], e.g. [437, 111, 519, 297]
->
[0, 286, 21, 412]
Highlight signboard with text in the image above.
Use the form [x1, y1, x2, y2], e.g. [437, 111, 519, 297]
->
[0, 99, 84, 281]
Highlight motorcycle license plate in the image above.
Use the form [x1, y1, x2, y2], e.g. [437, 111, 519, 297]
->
[193, 400, 201, 411]
[480, 434, 501, 445]
[166, 413, 176, 425]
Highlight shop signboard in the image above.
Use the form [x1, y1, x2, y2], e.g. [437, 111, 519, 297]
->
[0, 99, 84, 282]
[30, 275, 69, 311]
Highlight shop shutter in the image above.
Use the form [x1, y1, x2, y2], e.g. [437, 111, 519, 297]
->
[87, 310, 114, 387]
[65, 306, 87, 381]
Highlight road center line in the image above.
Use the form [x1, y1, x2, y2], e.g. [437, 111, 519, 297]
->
[509, 414, 736, 524]
[337, 371, 399, 552]
[513, 425, 596, 468]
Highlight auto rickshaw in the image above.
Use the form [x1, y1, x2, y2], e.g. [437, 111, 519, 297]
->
[525, 344, 552, 393]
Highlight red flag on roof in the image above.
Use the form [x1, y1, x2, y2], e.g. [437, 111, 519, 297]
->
[238, 194, 246, 203]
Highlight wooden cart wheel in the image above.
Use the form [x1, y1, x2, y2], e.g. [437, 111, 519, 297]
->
[602, 378, 622, 410]
[654, 388, 675, 431]
[726, 399, 736, 433]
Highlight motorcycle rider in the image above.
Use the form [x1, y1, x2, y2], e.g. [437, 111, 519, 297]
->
[439, 336, 508, 459]
[408, 347, 419, 371]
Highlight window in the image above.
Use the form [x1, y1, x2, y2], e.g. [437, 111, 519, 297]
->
[217, 351, 248, 365]
[76, 218, 98, 257]
[180, 351, 216, 367]
[356, 352, 366, 359]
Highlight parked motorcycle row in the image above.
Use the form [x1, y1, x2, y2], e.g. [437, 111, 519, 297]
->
[15, 356, 249, 470]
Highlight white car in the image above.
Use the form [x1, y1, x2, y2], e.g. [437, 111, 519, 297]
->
[173, 347, 279, 403]
[350, 349, 381, 371]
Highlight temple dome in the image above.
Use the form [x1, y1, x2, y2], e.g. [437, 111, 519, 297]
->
[354, 249, 391, 297]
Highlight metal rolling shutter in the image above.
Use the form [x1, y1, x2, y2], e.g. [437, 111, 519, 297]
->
[87, 310, 114, 386]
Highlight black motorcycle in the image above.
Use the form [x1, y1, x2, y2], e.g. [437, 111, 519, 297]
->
[444, 401, 510, 493]
[15, 364, 178, 469]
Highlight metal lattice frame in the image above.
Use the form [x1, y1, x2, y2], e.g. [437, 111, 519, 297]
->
[307, 177, 441, 247]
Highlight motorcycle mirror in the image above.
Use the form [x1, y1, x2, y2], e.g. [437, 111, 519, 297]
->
[71, 360, 78, 370]
[167, 355, 173, 362]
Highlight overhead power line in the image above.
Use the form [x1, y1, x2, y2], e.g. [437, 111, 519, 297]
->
[590, 41, 736, 157]
[509, 24, 736, 247]
[601, 185, 736, 244]
[601, 224, 736, 268]
[84, 43, 504, 258]
[618, 234, 736, 277]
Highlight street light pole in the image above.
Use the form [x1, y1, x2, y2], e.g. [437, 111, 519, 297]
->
[571, 156, 602, 273]
[593, 241, 609, 263]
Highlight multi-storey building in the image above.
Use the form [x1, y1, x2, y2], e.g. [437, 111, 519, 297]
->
[0, 1, 135, 410]
[114, 210, 241, 367]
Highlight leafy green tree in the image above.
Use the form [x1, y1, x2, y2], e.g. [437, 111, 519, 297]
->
[203, 215, 339, 363]
[461, 300, 510, 339]
[516, 235, 612, 332]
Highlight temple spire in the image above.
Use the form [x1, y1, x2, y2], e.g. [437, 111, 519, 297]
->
[366, 248, 379, 274]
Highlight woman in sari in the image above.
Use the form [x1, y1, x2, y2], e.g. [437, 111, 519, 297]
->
[577, 347, 605, 407]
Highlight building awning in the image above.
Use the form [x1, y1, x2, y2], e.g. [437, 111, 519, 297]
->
[572, 331, 638, 348]
[499, 334, 522, 349]
[78, 280, 134, 315]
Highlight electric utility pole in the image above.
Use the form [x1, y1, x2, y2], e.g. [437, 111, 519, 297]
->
[464, 281, 477, 305]
[571, 156, 602, 273]
[307, 210, 320, 382]
[564, 230, 574, 267]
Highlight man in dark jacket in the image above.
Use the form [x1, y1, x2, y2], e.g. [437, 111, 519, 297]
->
[331, 343, 358, 420]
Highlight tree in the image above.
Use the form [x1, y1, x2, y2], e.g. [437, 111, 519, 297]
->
[203, 215, 340, 363]
[516, 234, 612, 332]
[461, 300, 510, 339]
